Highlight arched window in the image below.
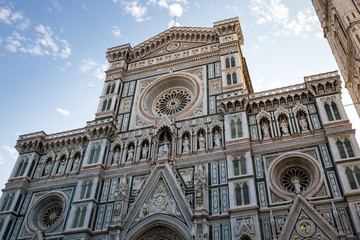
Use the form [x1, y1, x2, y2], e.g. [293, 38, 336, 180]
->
[233, 157, 239, 175]
[225, 57, 230, 68]
[80, 181, 87, 199]
[89, 146, 96, 164]
[346, 168, 357, 189]
[79, 207, 87, 227]
[20, 159, 28, 176]
[72, 207, 81, 228]
[235, 184, 242, 206]
[232, 72, 237, 84]
[102, 100, 107, 112]
[227, 73, 231, 85]
[331, 102, 341, 120]
[354, 167, 360, 186]
[336, 140, 347, 158]
[231, 121, 236, 139]
[15, 160, 24, 177]
[1, 195, 9, 211]
[237, 119, 242, 137]
[107, 98, 112, 111]
[86, 181, 93, 198]
[325, 103, 334, 121]
[243, 183, 250, 205]
[240, 156, 246, 175]
[344, 139, 355, 157]
[111, 83, 116, 94]
[231, 56, 235, 67]
[94, 145, 101, 163]
[106, 85, 111, 94]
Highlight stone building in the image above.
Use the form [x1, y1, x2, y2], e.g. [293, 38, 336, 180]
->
[312, 0, 360, 116]
[1, 17, 360, 240]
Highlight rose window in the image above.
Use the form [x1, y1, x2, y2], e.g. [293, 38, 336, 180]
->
[154, 89, 192, 116]
[280, 166, 311, 193]
[40, 203, 63, 228]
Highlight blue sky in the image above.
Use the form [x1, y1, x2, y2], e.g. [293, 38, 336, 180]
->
[0, 0, 359, 191]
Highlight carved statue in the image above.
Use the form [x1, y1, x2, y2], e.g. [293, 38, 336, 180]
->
[262, 121, 270, 139]
[214, 130, 221, 148]
[31, 229, 44, 240]
[113, 147, 120, 165]
[292, 178, 301, 194]
[280, 119, 289, 135]
[299, 115, 308, 131]
[114, 176, 128, 220]
[43, 161, 52, 176]
[198, 133, 206, 150]
[127, 146, 134, 162]
[71, 155, 80, 172]
[158, 140, 169, 156]
[194, 165, 206, 208]
[57, 160, 65, 175]
[142, 143, 149, 159]
[183, 136, 190, 153]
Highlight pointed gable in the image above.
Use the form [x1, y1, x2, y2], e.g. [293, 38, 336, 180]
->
[279, 196, 338, 240]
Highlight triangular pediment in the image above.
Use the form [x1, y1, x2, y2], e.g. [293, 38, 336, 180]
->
[122, 164, 192, 235]
[279, 196, 338, 240]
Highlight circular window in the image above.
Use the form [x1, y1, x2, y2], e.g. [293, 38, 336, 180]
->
[280, 166, 311, 193]
[139, 73, 202, 121]
[154, 88, 192, 116]
[267, 152, 324, 199]
[41, 203, 63, 228]
[26, 192, 67, 233]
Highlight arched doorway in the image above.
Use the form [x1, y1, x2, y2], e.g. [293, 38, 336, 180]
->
[134, 225, 185, 240]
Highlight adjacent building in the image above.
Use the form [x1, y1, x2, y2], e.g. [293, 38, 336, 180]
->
[1, 17, 360, 240]
[312, 0, 360, 116]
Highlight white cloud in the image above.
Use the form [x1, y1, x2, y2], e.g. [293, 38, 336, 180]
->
[258, 35, 268, 43]
[2, 146, 18, 159]
[79, 58, 107, 80]
[50, 0, 62, 11]
[0, 6, 13, 25]
[59, 61, 71, 71]
[169, 3, 183, 17]
[121, 1, 148, 22]
[250, 0, 318, 38]
[79, 58, 98, 73]
[56, 108, 70, 116]
[112, 26, 122, 39]
[81, 3, 88, 11]
[87, 82, 95, 88]
[5, 25, 71, 58]
[168, 19, 180, 28]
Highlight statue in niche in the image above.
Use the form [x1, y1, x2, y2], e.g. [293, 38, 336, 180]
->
[113, 176, 128, 220]
[43, 160, 52, 176]
[71, 154, 80, 172]
[158, 140, 169, 156]
[280, 118, 289, 135]
[299, 115, 308, 131]
[142, 143, 149, 159]
[183, 135, 190, 153]
[127, 145, 134, 162]
[194, 165, 206, 208]
[292, 178, 301, 194]
[198, 132, 206, 150]
[262, 121, 270, 139]
[112, 146, 121, 165]
[214, 130, 221, 148]
[57, 158, 66, 175]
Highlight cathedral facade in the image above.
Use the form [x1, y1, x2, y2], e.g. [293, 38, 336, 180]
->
[312, 0, 360, 117]
[1, 17, 360, 240]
